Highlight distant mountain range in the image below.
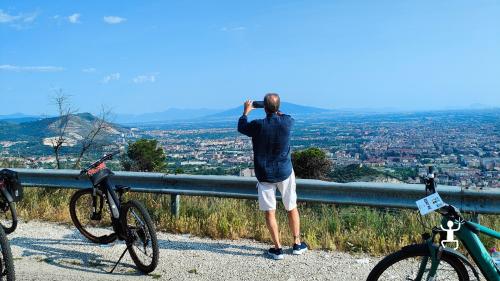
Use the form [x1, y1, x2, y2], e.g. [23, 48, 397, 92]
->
[112, 108, 222, 124]
[0, 113, 46, 124]
[2, 103, 499, 125]
[111, 102, 333, 124]
[0, 102, 333, 126]
[204, 102, 332, 119]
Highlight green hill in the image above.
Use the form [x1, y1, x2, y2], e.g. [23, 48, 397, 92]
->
[0, 113, 128, 155]
[329, 164, 400, 183]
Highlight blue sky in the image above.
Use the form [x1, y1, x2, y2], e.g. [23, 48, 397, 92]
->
[1, 0, 500, 115]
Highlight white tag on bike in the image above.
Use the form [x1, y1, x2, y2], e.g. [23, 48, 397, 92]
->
[416, 193, 445, 215]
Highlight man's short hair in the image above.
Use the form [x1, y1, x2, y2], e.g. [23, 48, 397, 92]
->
[264, 93, 280, 113]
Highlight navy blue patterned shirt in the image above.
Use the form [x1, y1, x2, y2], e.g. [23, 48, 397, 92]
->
[238, 112, 294, 183]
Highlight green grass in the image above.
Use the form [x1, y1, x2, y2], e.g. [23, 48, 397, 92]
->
[149, 273, 162, 279]
[16, 187, 500, 255]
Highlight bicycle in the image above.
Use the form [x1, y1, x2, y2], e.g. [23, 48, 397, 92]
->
[367, 167, 500, 281]
[0, 226, 14, 281]
[69, 151, 159, 273]
[0, 169, 23, 234]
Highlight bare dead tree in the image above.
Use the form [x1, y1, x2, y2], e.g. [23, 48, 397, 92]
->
[51, 90, 76, 169]
[73, 106, 112, 169]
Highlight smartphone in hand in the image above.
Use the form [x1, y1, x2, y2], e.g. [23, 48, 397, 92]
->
[252, 101, 264, 108]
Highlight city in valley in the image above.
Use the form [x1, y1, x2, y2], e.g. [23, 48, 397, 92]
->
[0, 109, 498, 189]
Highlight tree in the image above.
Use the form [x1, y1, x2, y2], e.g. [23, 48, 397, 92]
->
[50, 90, 76, 169]
[73, 106, 112, 169]
[121, 139, 166, 172]
[292, 147, 332, 180]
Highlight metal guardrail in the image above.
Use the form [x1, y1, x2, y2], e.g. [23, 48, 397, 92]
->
[10, 168, 500, 216]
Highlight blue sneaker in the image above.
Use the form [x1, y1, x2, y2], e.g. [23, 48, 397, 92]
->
[268, 247, 284, 260]
[292, 242, 308, 255]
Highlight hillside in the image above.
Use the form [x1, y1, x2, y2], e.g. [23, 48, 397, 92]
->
[0, 113, 127, 154]
[329, 164, 401, 183]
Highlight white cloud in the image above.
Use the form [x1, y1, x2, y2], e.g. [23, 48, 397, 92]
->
[102, 73, 120, 83]
[68, 13, 80, 24]
[0, 10, 20, 23]
[82, 67, 96, 73]
[103, 16, 126, 24]
[221, 26, 246, 32]
[0, 64, 64, 72]
[0, 9, 38, 27]
[133, 74, 157, 84]
[23, 12, 37, 23]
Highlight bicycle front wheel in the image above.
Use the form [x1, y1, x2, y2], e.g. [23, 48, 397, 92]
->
[121, 200, 159, 273]
[367, 244, 469, 281]
[69, 188, 117, 244]
[0, 226, 15, 281]
[0, 202, 17, 234]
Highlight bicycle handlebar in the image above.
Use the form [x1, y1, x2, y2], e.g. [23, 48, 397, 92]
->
[78, 150, 121, 177]
[422, 166, 463, 221]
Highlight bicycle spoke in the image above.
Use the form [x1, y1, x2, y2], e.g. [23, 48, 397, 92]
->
[124, 202, 157, 273]
[130, 210, 145, 226]
[71, 189, 116, 243]
[132, 243, 152, 257]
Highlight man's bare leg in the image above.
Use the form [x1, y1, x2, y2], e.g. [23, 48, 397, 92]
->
[265, 210, 281, 249]
[287, 207, 301, 244]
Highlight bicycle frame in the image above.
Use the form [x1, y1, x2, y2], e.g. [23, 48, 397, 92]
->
[93, 177, 127, 240]
[454, 219, 500, 281]
[422, 218, 500, 281]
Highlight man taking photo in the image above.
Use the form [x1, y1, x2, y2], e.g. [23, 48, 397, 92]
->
[238, 93, 308, 260]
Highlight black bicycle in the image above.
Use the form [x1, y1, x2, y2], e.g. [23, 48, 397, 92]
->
[69, 151, 159, 273]
[0, 226, 14, 281]
[0, 169, 23, 234]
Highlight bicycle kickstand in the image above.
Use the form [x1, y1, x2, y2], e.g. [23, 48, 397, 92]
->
[109, 246, 128, 273]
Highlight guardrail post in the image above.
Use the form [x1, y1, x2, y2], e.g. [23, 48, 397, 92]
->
[171, 194, 180, 218]
[471, 213, 480, 224]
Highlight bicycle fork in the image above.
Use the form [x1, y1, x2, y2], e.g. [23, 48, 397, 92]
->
[415, 235, 444, 281]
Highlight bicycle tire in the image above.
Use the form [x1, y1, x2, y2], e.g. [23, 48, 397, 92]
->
[0, 202, 17, 234]
[0, 226, 15, 281]
[69, 188, 117, 244]
[367, 244, 469, 281]
[121, 200, 159, 273]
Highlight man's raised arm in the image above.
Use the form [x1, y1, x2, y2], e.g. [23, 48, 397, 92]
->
[237, 100, 256, 137]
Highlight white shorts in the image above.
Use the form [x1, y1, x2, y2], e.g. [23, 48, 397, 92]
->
[257, 170, 297, 211]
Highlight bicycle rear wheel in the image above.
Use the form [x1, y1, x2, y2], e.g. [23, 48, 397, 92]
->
[367, 244, 469, 281]
[0, 226, 15, 281]
[0, 202, 17, 234]
[121, 200, 159, 273]
[69, 188, 117, 244]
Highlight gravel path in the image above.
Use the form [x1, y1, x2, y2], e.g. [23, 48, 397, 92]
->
[9, 221, 380, 280]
